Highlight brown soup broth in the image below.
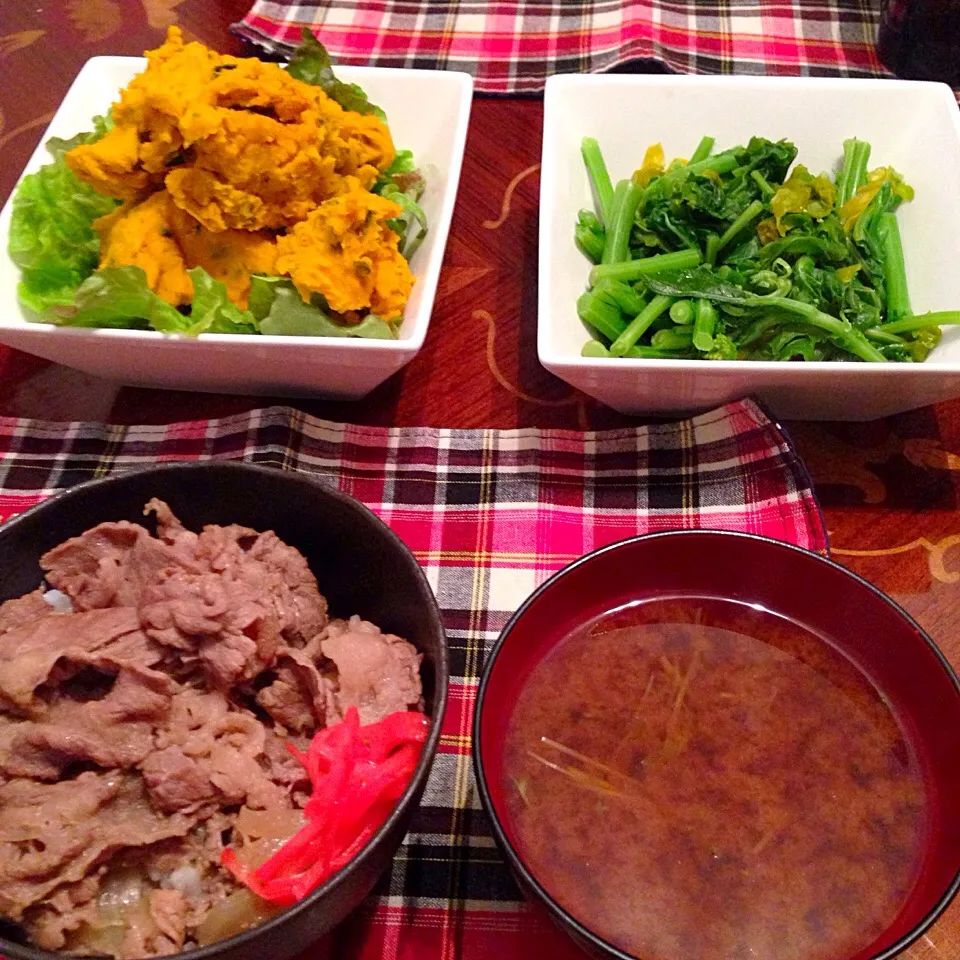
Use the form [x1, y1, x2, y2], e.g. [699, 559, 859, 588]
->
[501, 597, 927, 960]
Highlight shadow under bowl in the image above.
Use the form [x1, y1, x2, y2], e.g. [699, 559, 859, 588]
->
[0, 461, 448, 960]
[474, 530, 960, 960]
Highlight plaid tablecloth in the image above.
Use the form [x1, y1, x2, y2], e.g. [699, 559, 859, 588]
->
[0, 399, 826, 959]
[233, 0, 891, 94]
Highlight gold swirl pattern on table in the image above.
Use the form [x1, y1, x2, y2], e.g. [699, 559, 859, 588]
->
[0, 30, 45, 58]
[473, 309, 589, 428]
[142, 0, 187, 30]
[832, 534, 960, 583]
[903, 929, 957, 959]
[0, 112, 55, 157]
[66, 0, 123, 43]
[482, 163, 540, 229]
[792, 423, 960, 504]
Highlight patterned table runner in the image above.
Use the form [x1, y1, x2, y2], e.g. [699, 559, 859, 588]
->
[0, 398, 826, 958]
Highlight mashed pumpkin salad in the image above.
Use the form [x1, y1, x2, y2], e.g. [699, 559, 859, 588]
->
[8, 30, 428, 338]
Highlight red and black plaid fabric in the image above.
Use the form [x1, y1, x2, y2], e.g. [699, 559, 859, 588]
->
[0, 399, 826, 958]
[232, 0, 891, 94]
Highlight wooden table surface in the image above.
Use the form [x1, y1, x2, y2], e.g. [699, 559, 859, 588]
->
[0, 3, 957, 958]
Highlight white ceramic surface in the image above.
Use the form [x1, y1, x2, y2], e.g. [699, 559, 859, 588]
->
[538, 74, 960, 421]
[0, 57, 472, 398]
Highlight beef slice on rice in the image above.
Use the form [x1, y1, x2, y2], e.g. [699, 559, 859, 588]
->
[0, 500, 425, 958]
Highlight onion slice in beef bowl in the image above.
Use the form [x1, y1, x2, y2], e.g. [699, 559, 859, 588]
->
[0, 463, 447, 960]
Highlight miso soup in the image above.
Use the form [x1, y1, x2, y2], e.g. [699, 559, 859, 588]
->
[501, 597, 927, 960]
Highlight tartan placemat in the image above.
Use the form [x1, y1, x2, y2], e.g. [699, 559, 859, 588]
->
[232, 0, 891, 95]
[0, 398, 826, 959]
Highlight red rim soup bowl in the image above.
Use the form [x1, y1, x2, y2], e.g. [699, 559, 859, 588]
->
[473, 530, 960, 960]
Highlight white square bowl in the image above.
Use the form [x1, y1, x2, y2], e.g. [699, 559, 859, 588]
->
[0, 57, 472, 398]
[538, 74, 960, 421]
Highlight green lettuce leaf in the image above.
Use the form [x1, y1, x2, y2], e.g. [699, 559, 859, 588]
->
[381, 149, 417, 178]
[64, 266, 188, 331]
[184, 268, 258, 335]
[253, 279, 396, 338]
[377, 177, 428, 259]
[10, 115, 119, 316]
[286, 30, 386, 121]
[373, 151, 428, 258]
[46, 112, 114, 160]
[56, 265, 258, 336]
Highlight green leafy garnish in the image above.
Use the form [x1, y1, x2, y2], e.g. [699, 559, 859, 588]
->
[66, 265, 189, 331]
[375, 163, 428, 259]
[286, 29, 386, 121]
[183, 268, 258, 335]
[9, 114, 119, 316]
[50, 265, 257, 336]
[251, 276, 396, 339]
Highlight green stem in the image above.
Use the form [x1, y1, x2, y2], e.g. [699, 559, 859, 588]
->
[575, 222, 605, 263]
[610, 295, 674, 356]
[716, 199, 765, 256]
[646, 150, 742, 206]
[704, 233, 720, 267]
[602, 179, 645, 265]
[689, 136, 715, 164]
[757, 297, 887, 362]
[672, 150, 740, 181]
[751, 170, 776, 200]
[836, 138, 871, 208]
[874, 311, 960, 335]
[582, 339, 611, 358]
[877, 212, 912, 323]
[692, 299, 717, 352]
[577, 291, 626, 342]
[600, 181, 630, 264]
[592, 278, 646, 317]
[581, 137, 615, 226]
[669, 299, 695, 325]
[863, 327, 906, 345]
[651, 327, 694, 350]
[590, 248, 701, 285]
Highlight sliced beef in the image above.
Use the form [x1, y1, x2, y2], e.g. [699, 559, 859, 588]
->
[0, 772, 197, 924]
[141, 747, 216, 814]
[143, 693, 287, 813]
[40, 523, 142, 610]
[0, 608, 157, 710]
[256, 652, 337, 733]
[146, 498, 199, 559]
[0, 590, 54, 635]
[0, 670, 175, 781]
[23, 874, 101, 952]
[195, 523, 328, 647]
[320, 616, 423, 725]
[148, 889, 187, 954]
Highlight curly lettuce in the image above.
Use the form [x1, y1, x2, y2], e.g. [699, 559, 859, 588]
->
[9, 114, 119, 315]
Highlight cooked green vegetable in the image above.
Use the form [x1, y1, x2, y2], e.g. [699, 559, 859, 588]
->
[582, 137, 614, 225]
[575, 135, 947, 362]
